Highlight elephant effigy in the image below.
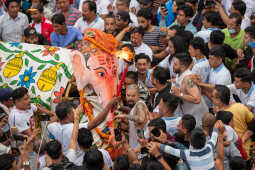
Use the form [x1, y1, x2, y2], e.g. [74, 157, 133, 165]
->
[71, 28, 128, 159]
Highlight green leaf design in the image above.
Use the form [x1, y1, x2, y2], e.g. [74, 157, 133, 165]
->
[10, 80, 18, 85]
[54, 54, 60, 61]
[37, 65, 46, 70]
[0, 76, 2, 83]
[58, 73, 62, 82]
[6, 54, 14, 60]
[31, 86, 36, 94]
[18, 45, 23, 49]
[31, 49, 42, 53]
[25, 58, 29, 67]
[46, 97, 51, 102]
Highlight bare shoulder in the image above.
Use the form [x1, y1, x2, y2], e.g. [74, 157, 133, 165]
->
[183, 76, 196, 88]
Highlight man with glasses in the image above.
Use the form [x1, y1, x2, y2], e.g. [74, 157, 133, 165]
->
[115, 11, 133, 41]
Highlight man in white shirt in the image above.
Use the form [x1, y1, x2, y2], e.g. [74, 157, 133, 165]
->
[8, 87, 55, 136]
[158, 92, 181, 136]
[0, 0, 29, 42]
[47, 98, 119, 165]
[195, 11, 220, 43]
[228, 68, 255, 113]
[130, 27, 153, 61]
[189, 37, 210, 83]
[79, 0, 111, 18]
[171, 53, 208, 127]
[74, 0, 104, 33]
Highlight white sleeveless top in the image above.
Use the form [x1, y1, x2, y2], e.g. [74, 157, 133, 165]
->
[174, 69, 208, 127]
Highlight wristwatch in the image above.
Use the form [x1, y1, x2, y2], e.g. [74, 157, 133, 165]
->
[23, 161, 30, 166]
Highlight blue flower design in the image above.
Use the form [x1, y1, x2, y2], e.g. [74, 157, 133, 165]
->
[17, 67, 37, 88]
[9, 42, 20, 47]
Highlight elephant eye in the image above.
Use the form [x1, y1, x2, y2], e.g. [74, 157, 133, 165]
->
[98, 72, 105, 78]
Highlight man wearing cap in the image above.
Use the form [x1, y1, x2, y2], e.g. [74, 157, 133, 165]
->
[0, 0, 29, 42]
[0, 88, 13, 115]
[23, 27, 50, 45]
[27, 4, 54, 43]
[74, 0, 104, 33]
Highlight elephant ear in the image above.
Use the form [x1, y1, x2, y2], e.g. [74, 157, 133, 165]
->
[71, 50, 90, 91]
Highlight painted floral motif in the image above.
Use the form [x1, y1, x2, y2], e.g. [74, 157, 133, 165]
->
[17, 67, 37, 88]
[41, 46, 60, 56]
[53, 87, 65, 103]
[0, 58, 4, 70]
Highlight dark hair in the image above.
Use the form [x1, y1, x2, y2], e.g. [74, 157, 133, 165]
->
[135, 53, 151, 63]
[210, 30, 225, 45]
[129, 164, 141, 170]
[0, 154, 15, 170]
[175, 0, 185, 7]
[182, 114, 196, 133]
[160, 143, 180, 169]
[245, 26, 255, 39]
[143, 160, 164, 170]
[83, 149, 104, 170]
[78, 128, 94, 149]
[118, 0, 131, 6]
[203, 11, 220, 27]
[177, 5, 194, 18]
[5, 0, 21, 8]
[126, 71, 138, 83]
[114, 155, 130, 170]
[83, 0, 97, 14]
[215, 84, 230, 105]
[209, 46, 225, 59]
[181, 30, 194, 46]
[234, 67, 252, 83]
[51, 13, 66, 25]
[131, 26, 145, 37]
[148, 118, 167, 133]
[169, 36, 188, 54]
[137, 8, 152, 20]
[229, 13, 242, 26]
[216, 111, 233, 125]
[169, 25, 183, 35]
[45, 140, 62, 160]
[12, 87, 28, 102]
[229, 156, 247, 170]
[232, 0, 246, 16]
[161, 92, 179, 113]
[174, 52, 193, 68]
[190, 37, 205, 52]
[190, 128, 206, 149]
[152, 66, 170, 84]
[105, 13, 115, 19]
[55, 100, 74, 121]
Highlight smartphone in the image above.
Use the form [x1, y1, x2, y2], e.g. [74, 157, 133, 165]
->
[151, 128, 161, 137]
[141, 147, 149, 154]
[39, 114, 51, 121]
[205, 0, 215, 7]
[13, 134, 27, 141]
[114, 128, 122, 141]
[137, 129, 144, 139]
[160, 0, 166, 9]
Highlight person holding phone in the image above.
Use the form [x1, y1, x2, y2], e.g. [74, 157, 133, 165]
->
[157, 0, 175, 28]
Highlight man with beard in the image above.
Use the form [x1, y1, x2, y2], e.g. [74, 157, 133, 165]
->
[74, 0, 104, 33]
[171, 52, 208, 127]
[115, 84, 149, 149]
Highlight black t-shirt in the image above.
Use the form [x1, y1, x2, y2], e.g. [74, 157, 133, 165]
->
[115, 28, 131, 41]
[154, 82, 171, 107]
[38, 34, 51, 45]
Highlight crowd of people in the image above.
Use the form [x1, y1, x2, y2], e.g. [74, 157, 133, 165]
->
[1, 0, 255, 169]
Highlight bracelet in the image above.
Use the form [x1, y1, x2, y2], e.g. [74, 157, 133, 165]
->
[155, 154, 163, 160]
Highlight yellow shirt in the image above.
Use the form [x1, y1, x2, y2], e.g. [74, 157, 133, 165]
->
[224, 103, 254, 158]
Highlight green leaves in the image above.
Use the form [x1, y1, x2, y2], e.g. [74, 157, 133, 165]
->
[46, 97, 51, 102]
[0, 76, 2, 83]
[31, 49, 42, 53]
[10, 80, 18, 85]
[37, 65, 46, 70]
[58, 73, 62, 82]
[25, 58, 29, 67]
[6, 54, 13, 60]
[54, 54, 60, 61]
[31, 86, 36, 94]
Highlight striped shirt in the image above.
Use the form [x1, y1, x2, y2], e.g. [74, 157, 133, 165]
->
[58, 7, 81, 26]
[160, 128, 219, 170]
[143, 27, 161, 47]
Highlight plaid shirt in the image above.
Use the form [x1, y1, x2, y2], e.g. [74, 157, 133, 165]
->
[58, 7, 81, 26]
